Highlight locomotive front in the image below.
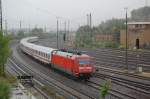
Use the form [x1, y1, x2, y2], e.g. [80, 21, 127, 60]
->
[74, 55, 94, 79]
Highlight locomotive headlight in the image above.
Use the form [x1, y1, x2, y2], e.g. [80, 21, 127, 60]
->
[79, 67, 92, 72]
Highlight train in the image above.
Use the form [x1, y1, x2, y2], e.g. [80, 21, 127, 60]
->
[20, 37, 94, 80]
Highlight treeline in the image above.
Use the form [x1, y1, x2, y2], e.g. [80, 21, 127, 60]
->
[131, 6, 150, 21]
[13, 27, 56, 40]
[75, 18, 125, 47]
[93, 18, 125, 34]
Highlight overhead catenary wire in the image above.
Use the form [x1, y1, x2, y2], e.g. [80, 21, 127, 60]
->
[0, 0, 3, 32]
[16, 0, 86, 29]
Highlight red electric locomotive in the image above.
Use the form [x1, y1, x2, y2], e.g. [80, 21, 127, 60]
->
[51, 49, 94, 79]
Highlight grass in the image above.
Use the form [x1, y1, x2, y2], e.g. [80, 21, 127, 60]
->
[0, 75, 17, 84]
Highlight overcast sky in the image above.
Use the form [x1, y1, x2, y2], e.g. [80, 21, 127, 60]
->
[3, 0, 148, 30]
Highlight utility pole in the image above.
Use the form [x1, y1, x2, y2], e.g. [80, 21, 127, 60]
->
[5, 20, 7, 35]
[145, 0, 148, 6]
[87, 14, 89, 26]
[64, 21, 66, 42]
[29, 24, 31, 33]
[125, 8, 128, 71]
[56, 17, 59, 49]
[0, 0, 3, 32]
[67, 20, 70, 41]
[64, 21, 66, 34]
[89, 13, 92, 39]
[87, 13, 92, 28]
[20, 20, 22, 30]
[89, 13, 92, 28]
[44, 25, 47, 33]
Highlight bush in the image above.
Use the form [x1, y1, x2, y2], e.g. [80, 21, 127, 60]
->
[0, 78, 11, 99]
[119, 44, 126, 49]
[0, 33, 11, 76]
[100, 79, 111, 99]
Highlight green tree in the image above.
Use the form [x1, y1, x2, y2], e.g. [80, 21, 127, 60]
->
[0, 79, 11, 99]
[17, 30, 25, 39]
[100, 79, 111, 99]
[131, 6, 150, 21]
[97, 18, 125, 34]
[0, 32, 11, 76]
[31, 27, 44, 36]
[75, 25, 93, 47]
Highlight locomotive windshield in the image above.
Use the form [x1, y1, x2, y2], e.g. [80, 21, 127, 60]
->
[79, 60, 90, 65]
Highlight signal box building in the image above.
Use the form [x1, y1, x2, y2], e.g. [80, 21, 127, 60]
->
[120, 22, 150, 49]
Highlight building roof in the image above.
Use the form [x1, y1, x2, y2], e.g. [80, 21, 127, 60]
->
[127, 22, 150, 25]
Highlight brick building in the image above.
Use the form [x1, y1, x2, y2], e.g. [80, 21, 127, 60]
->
[95, 34, 113, 41]
[120, 22, 150, 49]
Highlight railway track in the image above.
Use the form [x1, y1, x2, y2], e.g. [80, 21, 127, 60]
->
[8, 56, 94, 99]
[86, 48, 150, 71]
[94, 67, 150, 92]
[96, 66, 150, 81]
[87, 80, 137, 99]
